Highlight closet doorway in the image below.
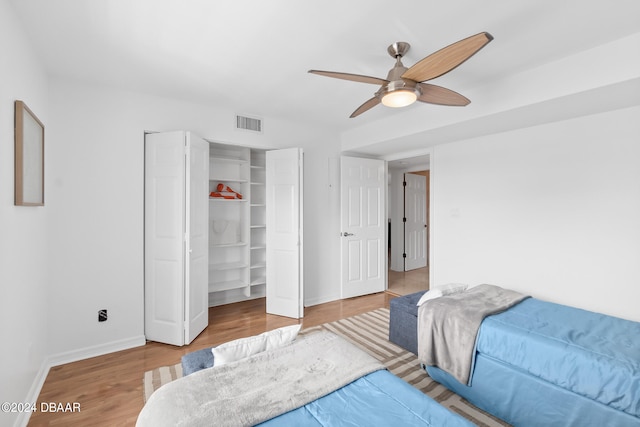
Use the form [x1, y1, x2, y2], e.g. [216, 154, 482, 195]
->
[388, 155, 430, 296]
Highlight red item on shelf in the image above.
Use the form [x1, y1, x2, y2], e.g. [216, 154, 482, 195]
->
[215, 183, 243, 199]
[209, 192, 235, 199]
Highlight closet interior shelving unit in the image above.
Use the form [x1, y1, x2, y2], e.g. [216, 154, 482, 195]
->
[208, 141, 267, 306]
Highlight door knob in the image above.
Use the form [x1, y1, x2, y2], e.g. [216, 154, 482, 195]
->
[342, 232, 354, 237]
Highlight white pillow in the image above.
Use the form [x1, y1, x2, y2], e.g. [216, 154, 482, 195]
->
[416, 283, 469, 306]
[212, 334, 267, 367]
[264, 324, 301, 351]
[211, 324, 302, 366]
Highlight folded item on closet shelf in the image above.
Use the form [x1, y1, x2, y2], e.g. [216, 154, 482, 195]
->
[209, 191, 236, 199]
[216, 183, 243, 199]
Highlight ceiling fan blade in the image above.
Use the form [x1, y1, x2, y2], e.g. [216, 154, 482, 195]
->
[309, 70, 388, 85]
[417, 83, 470, 106]
[402, 32, 493, 82]
[350, 97, 381, 118]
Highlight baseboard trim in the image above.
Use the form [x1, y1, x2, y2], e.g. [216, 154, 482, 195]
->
[15, 336, 146, 427]
[48, 335, 146, 367]
[14, 361, 50, 427]
[304, 293, 340, 307]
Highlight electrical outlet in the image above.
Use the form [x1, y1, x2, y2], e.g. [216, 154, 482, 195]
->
[98, 309, 108, 322]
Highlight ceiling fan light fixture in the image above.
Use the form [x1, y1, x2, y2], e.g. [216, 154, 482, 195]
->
[310, 32, 493, 117]
[381, 89, 418, 108]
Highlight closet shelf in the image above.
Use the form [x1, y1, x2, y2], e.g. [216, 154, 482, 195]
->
[209, 198, 248, 203]
[211, 241, 247, 248]
[211, 157, 249, 164]
[251, 262, 266, 269]
[209, 177, 249, 183]
[250, 277, 266, 287]
[210, 261, 249, 271]
[209, 280, 248, 293]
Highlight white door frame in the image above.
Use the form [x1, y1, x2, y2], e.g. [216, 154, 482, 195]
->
[387, 150, 433, 281]
[389, 170, 405, 272]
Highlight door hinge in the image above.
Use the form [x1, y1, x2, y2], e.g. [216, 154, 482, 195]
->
[403, 181, 407, 187]
[403, 253, 407, 258]
[403, 217, 407, 222]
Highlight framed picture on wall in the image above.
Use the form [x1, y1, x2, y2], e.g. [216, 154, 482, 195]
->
[15, 100, 44, 206]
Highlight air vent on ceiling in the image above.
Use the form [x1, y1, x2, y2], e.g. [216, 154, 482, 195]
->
[236, 114, 263, 133]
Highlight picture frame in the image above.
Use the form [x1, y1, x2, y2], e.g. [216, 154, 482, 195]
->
[15, 100, 44, 206]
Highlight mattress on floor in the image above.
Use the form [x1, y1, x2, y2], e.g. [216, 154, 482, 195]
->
[260, 369, 474, 427]
[427, 353, 640, 427]
[475, 298, 640, 418]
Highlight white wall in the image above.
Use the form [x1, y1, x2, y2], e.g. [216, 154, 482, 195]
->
[431, 106, 640, 322]
[0, 1, 49, 426]
[45, 77, 342, 359]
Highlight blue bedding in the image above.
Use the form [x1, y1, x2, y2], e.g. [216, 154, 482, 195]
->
[428, 355, 640, 427]
[476, 298, 640, 418]
[259, 370, 474, 427]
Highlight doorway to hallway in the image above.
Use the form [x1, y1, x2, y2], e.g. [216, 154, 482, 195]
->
[387, 154, 430, 296]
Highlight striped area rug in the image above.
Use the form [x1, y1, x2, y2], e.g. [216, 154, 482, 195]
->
[143, 363, 182, 403]
[143, 308, 509, 427]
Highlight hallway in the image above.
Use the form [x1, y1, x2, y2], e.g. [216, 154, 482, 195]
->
[387, 266, 429, 296]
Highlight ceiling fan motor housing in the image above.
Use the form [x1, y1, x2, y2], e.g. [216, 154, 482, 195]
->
[387, 41, 411, 59]
[378, 79, 421, 97]
[377, 57, 422, 106]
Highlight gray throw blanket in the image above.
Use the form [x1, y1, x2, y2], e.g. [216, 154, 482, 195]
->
[417, 284, 529, 386]
[136, 331, 384, 427]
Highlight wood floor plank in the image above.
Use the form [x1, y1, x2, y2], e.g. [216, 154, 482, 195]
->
[28, 292, 392, 426]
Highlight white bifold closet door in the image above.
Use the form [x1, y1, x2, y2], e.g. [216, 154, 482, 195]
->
[144, 131, 209, 346]
[265, 148, 304, 319]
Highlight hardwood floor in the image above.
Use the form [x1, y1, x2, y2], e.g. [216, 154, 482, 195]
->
[387, 266, 429, 296]
[28, 292, 393, 426]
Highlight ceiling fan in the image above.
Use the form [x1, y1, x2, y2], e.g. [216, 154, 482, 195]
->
[308, 32, 493, 118]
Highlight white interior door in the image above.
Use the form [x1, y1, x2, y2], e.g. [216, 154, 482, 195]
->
[144, 131, 187, 346]
[340, 156, 386, 298]
[266, 148, 303, 319]
[185, 133, 209, 344]
[404, 173, 427, 271]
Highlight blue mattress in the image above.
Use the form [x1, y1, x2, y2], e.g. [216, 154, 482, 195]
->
[476, 298, 640, 418]
[259, 370, 474, 427]
[427, 297, 640, 426]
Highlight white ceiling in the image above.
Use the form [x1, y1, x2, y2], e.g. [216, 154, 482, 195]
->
[10, 0, 640, 159]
